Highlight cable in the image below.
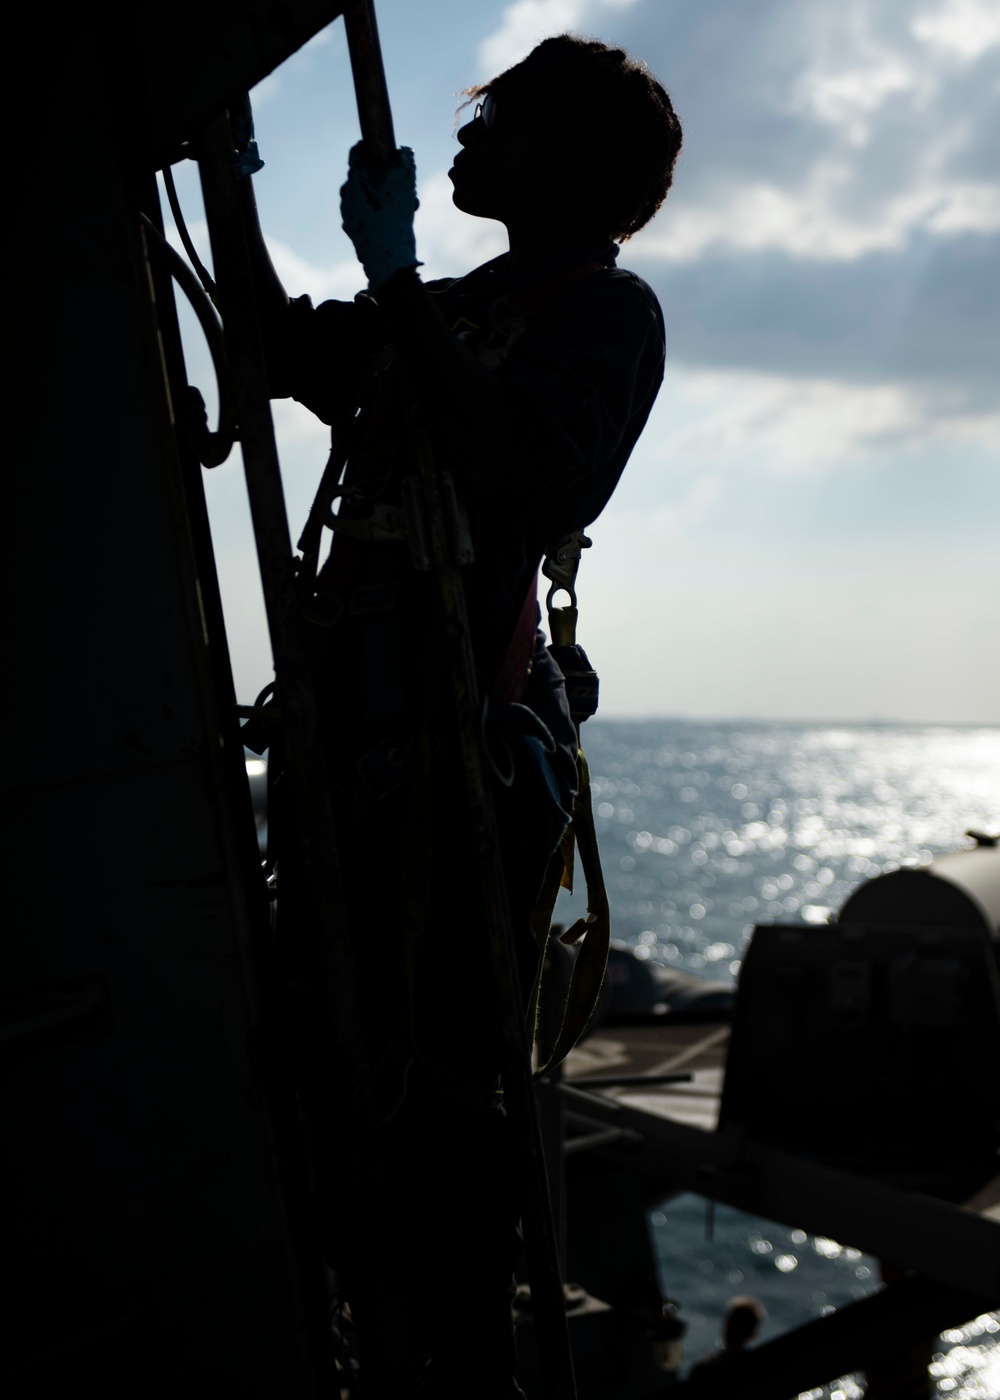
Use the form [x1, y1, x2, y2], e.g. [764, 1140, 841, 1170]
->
[139, 213, 237, 468]
[162, 164, 220, 311]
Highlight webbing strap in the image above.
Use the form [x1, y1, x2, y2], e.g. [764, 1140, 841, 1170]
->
[527, 748, 611, 1079]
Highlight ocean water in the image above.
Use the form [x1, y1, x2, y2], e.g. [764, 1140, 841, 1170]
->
[553, 719, 1000, 1398]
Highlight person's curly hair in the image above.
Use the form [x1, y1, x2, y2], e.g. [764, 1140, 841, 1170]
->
[464, 34, 682, 241]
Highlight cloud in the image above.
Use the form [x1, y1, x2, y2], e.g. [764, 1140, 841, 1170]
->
[794, 53, 919, 150]
[606, 469, 722, 544]
[617, 365, 1000, 490]
[478, 0, 641, 74]
[670, 370, 999, 470]
[414, 170, 508, 278]
[636, 169, 1000, 262]
[617, 0, 1000, 264]
[468, 0, 1000, 412]
[574, 359, 1000, 722]
[628, 229, 1000, 411]
[912, 0, 1000, 60]
[267, 238, 362, 301]
[170, 0, 999, 727]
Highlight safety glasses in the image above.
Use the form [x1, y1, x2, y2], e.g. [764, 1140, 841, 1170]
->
[473, 93, 497, 129]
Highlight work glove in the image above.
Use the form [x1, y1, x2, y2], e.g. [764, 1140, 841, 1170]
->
[341, 141, 421, 292]
[231, 91, 264, 177]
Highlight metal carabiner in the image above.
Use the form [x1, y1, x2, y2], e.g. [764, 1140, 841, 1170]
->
[541, 530, 592, 613]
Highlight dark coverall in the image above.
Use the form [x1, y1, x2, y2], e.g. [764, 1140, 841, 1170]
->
[267, 238, 665, 1393]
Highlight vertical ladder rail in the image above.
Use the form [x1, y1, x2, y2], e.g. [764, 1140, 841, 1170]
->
[343, 0, 395, 160]
[196, 113, 372, 1106]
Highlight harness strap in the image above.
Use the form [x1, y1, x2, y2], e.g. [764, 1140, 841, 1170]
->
[527, 749, 611, 1079]
[525, 531, 611, 1077]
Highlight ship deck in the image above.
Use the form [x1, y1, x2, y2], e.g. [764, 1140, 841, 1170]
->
[565, 1019, 730, 1135]
[551, 1016, 999, 1397]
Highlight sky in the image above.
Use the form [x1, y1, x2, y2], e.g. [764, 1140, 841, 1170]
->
[164, 0, 1000, 722]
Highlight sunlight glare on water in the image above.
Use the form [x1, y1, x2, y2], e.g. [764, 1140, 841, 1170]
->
[558, 721, 1000, 982]
[563, 720, 1000, 1398]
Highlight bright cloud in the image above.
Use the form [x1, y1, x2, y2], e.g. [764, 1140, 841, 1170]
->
[794, 56, 919, 148]
[912, 0, 1000, 59]
[636, 167, 1000, 261]
[267, 238, 361, 301]
[622, 0, 1000, 263]
[473, 0, 1000, 271]
[631, 367, 1000, 480]
[478, 0, 640, 73]
[785, 3, 934, 143]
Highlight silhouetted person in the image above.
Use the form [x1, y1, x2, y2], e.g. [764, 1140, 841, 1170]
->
[241, 32, 682, 1399]
[688, 1295, 767, 1379]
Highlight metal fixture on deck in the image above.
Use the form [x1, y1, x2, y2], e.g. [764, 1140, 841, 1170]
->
[722, 839, 1000, 1185]
[543, 838, 1000, 1398]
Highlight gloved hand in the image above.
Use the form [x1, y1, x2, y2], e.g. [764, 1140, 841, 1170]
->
[341, 142, 421, 291]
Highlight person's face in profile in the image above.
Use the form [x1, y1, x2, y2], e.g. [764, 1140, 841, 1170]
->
[449, 89, 561, 228]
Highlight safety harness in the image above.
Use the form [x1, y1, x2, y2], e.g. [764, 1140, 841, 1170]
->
[292, 256, 613, 1087]
[527, 532, 611, 1079]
